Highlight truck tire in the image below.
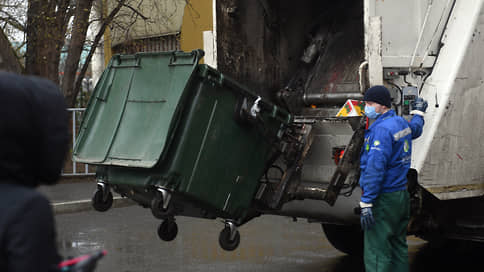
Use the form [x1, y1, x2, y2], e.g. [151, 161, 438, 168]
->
[322, 223, 363, 256]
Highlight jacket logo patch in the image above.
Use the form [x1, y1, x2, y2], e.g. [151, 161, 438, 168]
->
[404, 140, 409, 152]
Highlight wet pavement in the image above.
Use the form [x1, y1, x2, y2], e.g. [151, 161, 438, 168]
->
[56, 206, 359, 272]
[45, 182, 484, 272]
[40, 180, 95, 203]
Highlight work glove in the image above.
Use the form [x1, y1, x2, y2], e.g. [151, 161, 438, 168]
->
[359, 202, 375, 231]
[410, 97, 428, 116]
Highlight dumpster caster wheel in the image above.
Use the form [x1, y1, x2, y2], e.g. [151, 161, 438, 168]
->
[151, 197, 174, 219]
[158, 219, 178, 242]
[219, 226, 240, 251]
[92, 190, 113, 212]
[151, 188, 174, 219]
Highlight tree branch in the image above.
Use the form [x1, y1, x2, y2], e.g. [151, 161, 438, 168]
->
[122, 2, 148, 20]
[0, 10, 26, 32]
[70, 0, 127, 106]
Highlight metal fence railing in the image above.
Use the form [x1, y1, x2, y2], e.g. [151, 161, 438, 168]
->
[62, 108, 95, 177]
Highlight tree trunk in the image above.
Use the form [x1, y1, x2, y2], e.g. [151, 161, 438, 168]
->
[68, 0, 127, 107]
[62, 0, 95, 106]
[25, 0, 70, 84]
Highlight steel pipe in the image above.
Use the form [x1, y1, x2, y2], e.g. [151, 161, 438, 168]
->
[294, 181, 328, 201]
[303, 93, 364, 106]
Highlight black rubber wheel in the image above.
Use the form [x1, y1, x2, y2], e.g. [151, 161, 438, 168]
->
[150, 197, 174, 219]
[322, 223, 363, 256]
[91, 190, 113, 212]
[157, 220, 178, 242]
[218, 227, 240, 251]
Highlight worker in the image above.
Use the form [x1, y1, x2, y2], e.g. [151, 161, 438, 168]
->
[359, 85, 427, 272]
[0, 72, 69, 271]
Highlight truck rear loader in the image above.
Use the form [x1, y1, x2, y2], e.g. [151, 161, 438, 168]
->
[75, 0, 484, 254]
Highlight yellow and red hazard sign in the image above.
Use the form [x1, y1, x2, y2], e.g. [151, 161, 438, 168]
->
[336, 99, 365, 117]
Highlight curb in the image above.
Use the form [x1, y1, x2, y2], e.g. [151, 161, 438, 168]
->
[52, 197, 135, 215]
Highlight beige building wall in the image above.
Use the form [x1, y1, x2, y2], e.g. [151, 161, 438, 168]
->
[109, 0, 186, 46]
[96, 0, 215, 74]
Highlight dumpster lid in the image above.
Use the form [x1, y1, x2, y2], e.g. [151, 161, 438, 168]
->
[73, 50, 203, 168]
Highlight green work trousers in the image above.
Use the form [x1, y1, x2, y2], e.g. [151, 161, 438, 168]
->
[364, 190, 410, 272]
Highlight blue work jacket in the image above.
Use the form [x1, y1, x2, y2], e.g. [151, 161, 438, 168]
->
[359, 110, 424, 204]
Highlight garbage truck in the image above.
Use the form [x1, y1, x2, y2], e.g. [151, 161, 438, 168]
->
[74, 0, 484, 254]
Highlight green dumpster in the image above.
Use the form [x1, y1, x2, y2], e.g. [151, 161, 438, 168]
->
[73, 50, 291, 250]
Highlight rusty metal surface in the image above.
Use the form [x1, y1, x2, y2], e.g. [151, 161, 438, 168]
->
[324, 117, 365, 206]
[216, 0, 363, 101]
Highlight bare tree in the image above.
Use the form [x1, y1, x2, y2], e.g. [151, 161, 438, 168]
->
[61, 0, 95, 105]
[65, 0, 128, 106]
[0, 27, 22, 73]
[26, 0, 149, 106]
[0, 0, 26, 39]
[25, 0, 71, 84]
[1, 0, 179, 107]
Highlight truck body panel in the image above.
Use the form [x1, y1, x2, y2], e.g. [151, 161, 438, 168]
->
[217, 0, 484, 201]
[412, 0, 484, 199]
[75, 0, 484, 251]
[215, 0, 484, 243]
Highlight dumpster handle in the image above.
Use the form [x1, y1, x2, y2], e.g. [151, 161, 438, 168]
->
[111, 55, 141, 68]
[269, 105, 293, 124]
[217, 74, 225, 86]
[169, 50, 203, 66]
[250, 96, 262, 118]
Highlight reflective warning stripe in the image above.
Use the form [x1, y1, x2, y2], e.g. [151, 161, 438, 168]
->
[393, 127, 411, 141]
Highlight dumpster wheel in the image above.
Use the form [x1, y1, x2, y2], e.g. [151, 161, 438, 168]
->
[92, 190, 113, 212]
[219, 226, 240, 251]
[157, 219, 178, 242]
[151, 197, 174, 219]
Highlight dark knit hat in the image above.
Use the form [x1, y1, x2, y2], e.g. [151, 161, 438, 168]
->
[363, 85, 392, 108]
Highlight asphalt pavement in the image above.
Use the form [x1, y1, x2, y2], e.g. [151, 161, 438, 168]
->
[40, 181, 484, 272]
